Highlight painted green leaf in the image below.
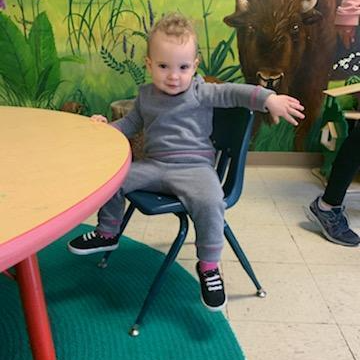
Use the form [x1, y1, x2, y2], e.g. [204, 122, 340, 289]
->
[59, 55, 86, 64]
[210, 32, 236, 75]
[217, 65, 241, 81]
[0, 13, 36, 98]
[28, 12, 60, 94]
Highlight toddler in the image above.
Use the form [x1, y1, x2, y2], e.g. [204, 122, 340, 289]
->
[68, 12, 304, 311]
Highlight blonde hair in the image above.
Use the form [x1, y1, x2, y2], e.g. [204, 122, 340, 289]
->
[147, 13, 198, 56]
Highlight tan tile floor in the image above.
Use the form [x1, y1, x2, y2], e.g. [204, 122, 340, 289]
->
[85, 166, 360, 360]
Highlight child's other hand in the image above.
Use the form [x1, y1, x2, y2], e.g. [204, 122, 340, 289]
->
[90, 114, 108, 123]
[265, 94, 305, 126]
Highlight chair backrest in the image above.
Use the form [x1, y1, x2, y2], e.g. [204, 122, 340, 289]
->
[211, 107, 254, 209]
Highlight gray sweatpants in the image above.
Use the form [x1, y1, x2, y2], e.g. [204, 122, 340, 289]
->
[97, 158, 225, 262]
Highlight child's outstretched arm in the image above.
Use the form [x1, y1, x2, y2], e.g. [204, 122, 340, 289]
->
[265, 94, 305, 126]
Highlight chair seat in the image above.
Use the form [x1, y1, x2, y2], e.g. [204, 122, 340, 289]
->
[126, 191, 186, 215]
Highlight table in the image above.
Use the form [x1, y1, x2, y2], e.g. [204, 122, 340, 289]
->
[323, 83, 360, 121]
[323, 83, 360, 97]
[316, 83, 360, 181]
[0, 106, 131, 359]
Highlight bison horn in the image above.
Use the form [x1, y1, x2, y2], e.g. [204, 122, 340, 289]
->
[224, 0, 249, 27]
[301, 0, 317, 13]
[236, 0, 249, 11]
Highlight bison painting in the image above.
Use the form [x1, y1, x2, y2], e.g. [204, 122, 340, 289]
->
[224, 0, 338, 150]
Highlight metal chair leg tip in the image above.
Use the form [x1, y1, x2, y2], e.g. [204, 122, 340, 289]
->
[129, 325, 140, 337]
[257, 289, 267, 298]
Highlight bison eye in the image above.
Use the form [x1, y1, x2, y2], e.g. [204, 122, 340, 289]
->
[290, 23, 300, 41]
[290, 23, 300, 34]
[247, 24, 255, 34]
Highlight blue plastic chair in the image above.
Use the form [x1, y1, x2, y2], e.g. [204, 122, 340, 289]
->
[98, 107, 266, 336]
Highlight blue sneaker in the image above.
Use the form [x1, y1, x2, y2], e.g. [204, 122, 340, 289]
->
[305, 196, 360, 246]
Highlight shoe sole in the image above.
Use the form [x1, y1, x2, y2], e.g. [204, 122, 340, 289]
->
[304, 206, 360, 247]
[67, 242, 119, 255]
[200, 294, 228, 312]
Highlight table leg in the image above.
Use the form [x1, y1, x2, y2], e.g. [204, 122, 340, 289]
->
[15, 254, 56, 360]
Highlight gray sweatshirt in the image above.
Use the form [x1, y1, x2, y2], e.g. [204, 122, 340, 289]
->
[112, 74, 274, 163]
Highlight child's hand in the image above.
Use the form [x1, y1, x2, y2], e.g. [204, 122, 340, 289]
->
[265, 94, 305, 126]
[90, 114, 108, 123]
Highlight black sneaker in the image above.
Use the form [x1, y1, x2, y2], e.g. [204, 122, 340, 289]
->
[305, 196, 360, 247]
[196, 262, 227, 311]
[67, 230, 119, 255]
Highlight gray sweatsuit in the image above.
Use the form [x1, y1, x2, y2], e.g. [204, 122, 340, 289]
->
[97, 74, 273, 262]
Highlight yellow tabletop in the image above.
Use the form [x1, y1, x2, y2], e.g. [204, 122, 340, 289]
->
[323, 83, 360, 97]
[0, 106, 131, 270]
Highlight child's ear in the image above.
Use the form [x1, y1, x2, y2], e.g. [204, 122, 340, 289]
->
[145, 57, 152, 73]
[194, 57, 200, 72]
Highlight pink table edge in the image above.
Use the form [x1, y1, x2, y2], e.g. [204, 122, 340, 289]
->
[0, 152, 131, 272]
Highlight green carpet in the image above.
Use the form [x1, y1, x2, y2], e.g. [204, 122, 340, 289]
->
[0, 225, 246, 360]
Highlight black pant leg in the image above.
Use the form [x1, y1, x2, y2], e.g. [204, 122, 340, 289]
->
[323, 126, 360, 206]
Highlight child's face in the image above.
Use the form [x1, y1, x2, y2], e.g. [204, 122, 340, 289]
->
[146, 32, 199, 95]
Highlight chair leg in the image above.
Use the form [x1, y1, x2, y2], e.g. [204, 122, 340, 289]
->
[224, 220, 266, 298]
[129, 212, 189, 337]
[98, 203, 136, 269]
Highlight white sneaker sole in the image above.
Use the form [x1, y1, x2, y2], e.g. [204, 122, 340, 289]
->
[67, 242, 119, 255]
[200, 295, 228, 312]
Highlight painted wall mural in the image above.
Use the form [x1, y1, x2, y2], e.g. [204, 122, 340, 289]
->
[0, 0, 358, 151]
[225, 0, 338, 151]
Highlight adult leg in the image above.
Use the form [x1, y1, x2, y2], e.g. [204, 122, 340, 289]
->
[323, 126, 360, 206]
[306, 127, 360, 246]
